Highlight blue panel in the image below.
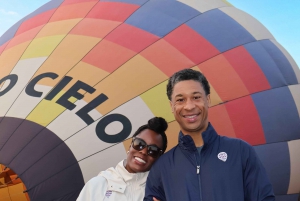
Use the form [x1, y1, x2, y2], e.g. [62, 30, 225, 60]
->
[186, 9, 255, 52]
[245, 41, 287, 88]
[125, 0, 201, 37]
[275, 194, 299, 201]
[252, 86, 300, 143]
[0, 0, 64, 46]
[260, 40, 298, 85]
[102, 0, 148, 6]
[253, 142, 290, 195]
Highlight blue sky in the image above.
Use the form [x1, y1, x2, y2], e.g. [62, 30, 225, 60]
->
[0, 0, 299, 67]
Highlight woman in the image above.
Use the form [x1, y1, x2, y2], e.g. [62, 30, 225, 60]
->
[77, 117, 168, 201]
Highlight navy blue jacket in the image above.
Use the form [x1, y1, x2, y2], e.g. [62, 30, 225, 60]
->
[144, 123, 275, 201]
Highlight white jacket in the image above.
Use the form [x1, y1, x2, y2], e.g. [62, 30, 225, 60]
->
[77, 160, 149, 201]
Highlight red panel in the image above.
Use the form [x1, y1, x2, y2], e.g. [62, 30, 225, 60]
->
[198, 55, 249, 102]
[15, 9, 56, 36]
[0, 41, 10, 55]
[106, 24, 159, 53]
[86, 2, 139, 22]
[223, 46, 271, 94]
[6, 26, 44, 50]
[62, 0, 98, 6]
[209, 104, 236, 138]
[225, 96, 266, 145]
[164, 24, 220, 64]
[82, 39, 136, 73]
[140, 39, 195, 77]
[49, 1, 97, 22]
[70, 18, 121, 38]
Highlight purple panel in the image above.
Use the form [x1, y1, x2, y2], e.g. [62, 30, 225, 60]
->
[0, 117, 24, 150]
[0, 118, 84, 201]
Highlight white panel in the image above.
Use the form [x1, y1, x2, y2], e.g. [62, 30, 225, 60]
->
[79, 143, 127, 183]
[178, 0, 229, 13]
[6, 84, 52, 118]
[287, 139, 300, 194]
[47, 99, 103, 141]
[0, 57, 47, 116]
[271, 39, 300, 83]
[65, 96, 154, 161]
[289, 84, 300, 118]
[219, 7, 274, 41]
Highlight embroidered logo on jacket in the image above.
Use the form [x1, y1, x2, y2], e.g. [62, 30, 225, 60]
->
[105, 190, 112, 198]
[218, 152, 227, 162]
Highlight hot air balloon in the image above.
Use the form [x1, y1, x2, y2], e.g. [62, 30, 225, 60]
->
[0, 0, 299, 200]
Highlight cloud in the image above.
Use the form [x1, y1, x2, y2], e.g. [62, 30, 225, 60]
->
[0, 8, 18, 15]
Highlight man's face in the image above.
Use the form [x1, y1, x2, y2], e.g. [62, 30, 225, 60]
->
[170, 80, 210, 135]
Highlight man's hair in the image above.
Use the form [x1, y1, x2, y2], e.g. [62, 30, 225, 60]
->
[133, 117, 168, 153]
[166, 69, 210, 100]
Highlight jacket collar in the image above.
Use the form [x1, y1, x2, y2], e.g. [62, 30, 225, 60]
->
[178, 123, 218, 152]
[99, 160, 149, 193]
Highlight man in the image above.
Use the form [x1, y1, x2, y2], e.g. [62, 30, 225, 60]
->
[144, 69, 274, 201]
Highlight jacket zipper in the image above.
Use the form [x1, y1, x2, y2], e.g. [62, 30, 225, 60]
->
[195, 153, 202, 201]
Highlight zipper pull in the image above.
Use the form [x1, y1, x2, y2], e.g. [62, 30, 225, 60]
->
[197, 166, 200, 174]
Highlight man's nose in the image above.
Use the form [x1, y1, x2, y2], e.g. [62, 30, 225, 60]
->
[184, 99, 195, 110]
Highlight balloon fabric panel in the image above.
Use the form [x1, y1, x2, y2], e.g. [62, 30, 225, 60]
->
[225, 96, 265, 145]
[86, 2, 140, 22]
[259, 40, 299, 85]
[208, 105, 236, 138]
[198, 54, 249, 102]
[186, 9, 256, 52]
[15, 9, 56, 36]
[223, 46, 271, 94]
[244, 42, 287, 88]
[164, 24, 220, 64]
[140, 40, 195, 76]
[252, 86, 300, 143]
[254, 142, 290, 195]
[289, 85, 300, 118]
[102, 0, 148, 5]
[287, 140, 300, 194]
[105, 24, 160, 53]
[125, 0, 201, 37]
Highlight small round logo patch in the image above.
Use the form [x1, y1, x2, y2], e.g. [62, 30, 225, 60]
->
[218, 152, 228, 162]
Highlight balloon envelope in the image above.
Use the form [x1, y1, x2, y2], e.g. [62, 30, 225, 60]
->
[0, 0, 299, 200]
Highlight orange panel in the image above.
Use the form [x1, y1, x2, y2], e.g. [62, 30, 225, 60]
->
[6, 25, 44, 50]
[83, 54, 168, 115]
[70, 18, 121, 38]
[165, 121, 181, 151]
[49, 1, 97, 22]
[62, 0, 98, 6]
[141, 39, 195, 77]
[33, 35, 100, 87]
[208, 104, 236, 138]
[0, 40, 9, 55]
[36, 19, 81, 38]
[198, 55, 249, 102]
[82, 39, 136, 73]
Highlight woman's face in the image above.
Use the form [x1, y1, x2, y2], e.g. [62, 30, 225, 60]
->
[125, 129, 163, 173]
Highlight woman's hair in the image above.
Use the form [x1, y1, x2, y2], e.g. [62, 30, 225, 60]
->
[132, 117, 168, 153]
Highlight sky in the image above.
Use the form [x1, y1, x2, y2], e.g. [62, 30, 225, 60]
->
[0, 0, 299, 67]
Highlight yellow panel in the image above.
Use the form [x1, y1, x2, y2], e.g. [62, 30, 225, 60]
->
[191, 66, 223, 106]
[21, 35, 66, 59]
[63, 61, 110, 92]
[288, 139, 300, 194]
[0, 187, 10, 201]
[32, 35, 101, 87]
[36, 19, 82, 38]
[8, 183, 28, 201]
[83, 54, 169, 115]
[26, 91, 76, 127]
[140, 80, 174, 122]
[0, 42, 31, 79]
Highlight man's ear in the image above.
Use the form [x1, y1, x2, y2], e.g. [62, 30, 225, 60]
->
[207, 94, 211, 108]
[169, 100, 174, 113]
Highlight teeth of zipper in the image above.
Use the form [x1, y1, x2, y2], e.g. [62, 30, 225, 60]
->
[197, 166, 200, 174]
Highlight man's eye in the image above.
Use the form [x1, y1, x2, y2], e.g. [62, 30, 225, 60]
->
[194, 96, 201, 100]
[176, 99, 184, 102]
